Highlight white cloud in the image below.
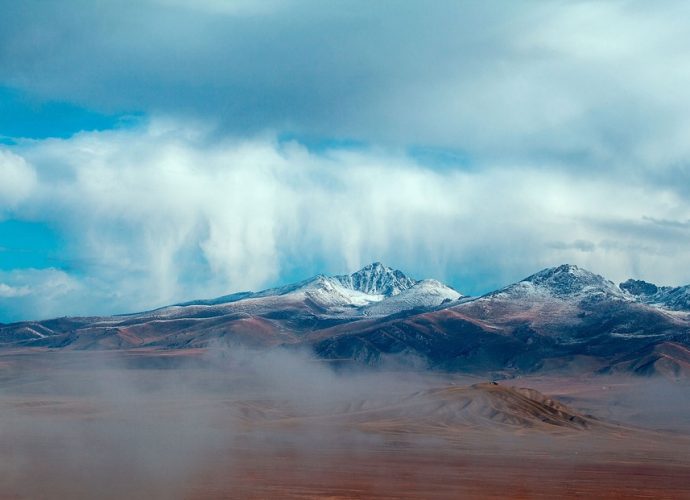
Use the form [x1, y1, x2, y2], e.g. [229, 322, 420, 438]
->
[0, 283, 31, 298]
[0, 268, 82, 321]
[0, 121, 689, 321]
[0, 149, 36, 211]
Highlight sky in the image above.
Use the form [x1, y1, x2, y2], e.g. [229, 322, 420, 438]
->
[1, 0, 690, 322]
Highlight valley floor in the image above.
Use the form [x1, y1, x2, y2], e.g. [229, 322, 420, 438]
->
[0, 349, 689, 499]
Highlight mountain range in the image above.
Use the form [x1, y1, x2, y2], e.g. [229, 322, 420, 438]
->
[2, 262, 689, 378]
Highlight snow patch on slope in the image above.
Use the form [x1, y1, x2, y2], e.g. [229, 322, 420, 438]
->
[621, 279, 690, 311]
[298, 276, 385, 308]
[363, 279, 462, 316]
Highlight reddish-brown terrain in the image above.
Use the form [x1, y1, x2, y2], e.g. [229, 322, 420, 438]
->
[1, 349, 688, 499]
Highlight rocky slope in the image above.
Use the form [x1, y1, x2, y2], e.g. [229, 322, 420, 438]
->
[311, 264, 690, 377]
[1, 263, 689, 378]
[620, 279, 690, 311]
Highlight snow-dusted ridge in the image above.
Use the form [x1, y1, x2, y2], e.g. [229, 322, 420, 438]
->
[136, 263, 690, 321]
[167, 262, 463, 318]
[485, 264, 626, 301]
[362, 279, 462, 316]
[469, 264, 690, 317]
[620, 279, 690, 311]
[3, 262, 690, 373]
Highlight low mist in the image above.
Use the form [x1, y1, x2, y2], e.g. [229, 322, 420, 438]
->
[0, 346, 471, 499]
[0, 346, 688, 499]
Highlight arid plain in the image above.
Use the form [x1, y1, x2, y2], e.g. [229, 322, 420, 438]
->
[1, 348, 688, 500]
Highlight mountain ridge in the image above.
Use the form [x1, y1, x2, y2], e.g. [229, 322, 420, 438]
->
[1, 262, 689, 378]
[620, 278, 690, 311]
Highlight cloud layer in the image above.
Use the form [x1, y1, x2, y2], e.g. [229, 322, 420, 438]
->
[2, 1, 690, 169]
[0, 120, 689, 320]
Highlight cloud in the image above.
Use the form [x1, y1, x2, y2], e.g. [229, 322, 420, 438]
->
[0, 149, 36, 210]
[547, 240, 596, 253]
[1, 0, 690, 175]
[0, 283, 30, 298]
[0, 268, 81, 321]
[0, 120, 688, 320]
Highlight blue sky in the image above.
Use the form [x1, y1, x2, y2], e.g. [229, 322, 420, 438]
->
[2, 1, 690, 322]
[0, 220, 63, 270]
[0, 86, 126, 141]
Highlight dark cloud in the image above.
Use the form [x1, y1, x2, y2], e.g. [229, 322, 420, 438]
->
[0, 1, 507, 132]
[547, 240, 596, 252]
[2, 0, 689, 171]
[642, 216, 690, 230]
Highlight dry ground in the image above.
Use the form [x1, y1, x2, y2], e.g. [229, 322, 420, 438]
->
[0, 349, 688, 499]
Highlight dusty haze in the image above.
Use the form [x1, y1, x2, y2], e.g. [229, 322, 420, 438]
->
[1, 346, 689, 499]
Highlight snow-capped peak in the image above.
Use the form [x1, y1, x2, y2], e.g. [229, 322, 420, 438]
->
[333, 262, 417, 296]
[165, 263, 459, 318]
[522, 264, 622, 297]
[487, 264, 625, 301]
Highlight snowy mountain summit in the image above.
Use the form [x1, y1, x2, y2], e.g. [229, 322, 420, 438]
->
[171, 262, 461, 318]
[303, 262, 460, 315]
[488, 264, 625, 301]
[333, 262, 417, 296]
[523, 264, 623, 298]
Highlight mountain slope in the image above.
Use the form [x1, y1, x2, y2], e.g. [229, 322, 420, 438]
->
[0, 263, 459, 350]
[312, 265, 690, 375]
[1, 263, 689, 378]
[602, 341, 690, 379]
[621, 279, 690, 311]
[361, 279, 462, 316]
